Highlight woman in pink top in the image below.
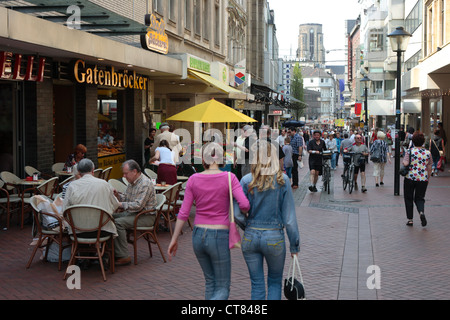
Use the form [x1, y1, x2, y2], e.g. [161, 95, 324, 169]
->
[168, 143, 250, 300]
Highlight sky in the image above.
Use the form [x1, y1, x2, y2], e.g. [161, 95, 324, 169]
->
[268, 0, 362, 65]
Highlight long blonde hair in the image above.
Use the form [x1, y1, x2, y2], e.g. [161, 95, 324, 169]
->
[248, 140, 285, 194]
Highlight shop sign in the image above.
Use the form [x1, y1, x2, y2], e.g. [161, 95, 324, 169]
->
[188, 55, 211, 74]
[0, 51, 46, 82]
[98, 153, 126, 180]
[211, 62, 229, 85]
[141, 14, 169, 55]
[234, 59, 246, 86]
[73, 59, 148, 90]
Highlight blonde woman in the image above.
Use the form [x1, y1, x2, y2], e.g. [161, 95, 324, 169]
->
[237, 140, 300, 300]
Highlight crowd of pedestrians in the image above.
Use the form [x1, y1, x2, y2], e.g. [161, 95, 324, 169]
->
[48, 121, 447, 300]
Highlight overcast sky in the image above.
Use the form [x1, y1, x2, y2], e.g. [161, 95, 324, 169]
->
[268, 0, 362, 65]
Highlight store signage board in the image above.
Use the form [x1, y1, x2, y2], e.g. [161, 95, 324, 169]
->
[73, 59, 148, 90]
[0, 51, 46, 82]
[141, 14, 169, 55]
[188, 55, 211, 74]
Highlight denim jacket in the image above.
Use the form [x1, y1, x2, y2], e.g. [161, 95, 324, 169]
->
[235, 173, 300, 253]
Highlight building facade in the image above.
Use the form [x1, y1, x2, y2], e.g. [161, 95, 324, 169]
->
[0, 0, 255, 179]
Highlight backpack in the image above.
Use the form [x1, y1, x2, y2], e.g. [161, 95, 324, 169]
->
[370, 141, 382, 163]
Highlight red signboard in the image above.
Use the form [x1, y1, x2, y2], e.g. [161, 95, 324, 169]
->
[355, 102, 362, 116]
[0, 51, 46, 82]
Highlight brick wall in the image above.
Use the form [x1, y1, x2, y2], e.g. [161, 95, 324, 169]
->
[35, 79, 54, 174]
[75, 83, 98, 165]
[123, 88, 144, 165]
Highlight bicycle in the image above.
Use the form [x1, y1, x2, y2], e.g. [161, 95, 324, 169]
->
[342, 151, 356, 194]
[321, 150, 332, 194]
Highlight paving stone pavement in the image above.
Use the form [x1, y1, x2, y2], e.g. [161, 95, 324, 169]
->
[1, 155, 450, 301]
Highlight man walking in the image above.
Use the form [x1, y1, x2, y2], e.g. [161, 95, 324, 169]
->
[288, 127, 303, 189]
[307, 130, 327, 192]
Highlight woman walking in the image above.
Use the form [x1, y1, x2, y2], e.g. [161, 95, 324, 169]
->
[403, 132, 432, 227]
[327, 133, 338, 170]
[238, 140, 300, 300]
[282, 136, 293, 181]
[150, 140, 177, 185]
[429, 130, 445, 176]
[168, 143, 250, 300]
[370, 131, 391, 187]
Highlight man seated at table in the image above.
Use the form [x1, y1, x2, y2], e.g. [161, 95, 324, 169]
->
[113, 159, 157, 266]
[62, 159, 120, 268]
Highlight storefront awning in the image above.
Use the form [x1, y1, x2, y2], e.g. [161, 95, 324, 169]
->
[188, 70, 249, 100]
[2, 0, 148, 36]
[368, 100, 394, 116]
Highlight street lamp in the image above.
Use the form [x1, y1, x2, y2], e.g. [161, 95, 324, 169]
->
[360, 75, 371, 147]
[388, 26, 411, 196]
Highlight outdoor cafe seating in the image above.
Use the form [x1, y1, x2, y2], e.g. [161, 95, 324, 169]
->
[27, 195, 71, 271]
[126, 193, 167, 265]
[0, 180, 21, 230]
[63, 204, 116, 282]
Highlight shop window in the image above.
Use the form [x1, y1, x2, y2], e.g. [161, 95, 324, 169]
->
[97, 89, 125, 157]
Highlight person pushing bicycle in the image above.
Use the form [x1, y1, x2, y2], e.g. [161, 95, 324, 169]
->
[345, 134, 369, 192]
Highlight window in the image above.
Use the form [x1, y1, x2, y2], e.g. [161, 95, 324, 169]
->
[169, 0, 176, 21]
[97, 89, 125, 158]
[440, 0, 445, 46]
[427, 5, 434, 55]
[203, 0, 209, 40]
[153, 0, 164, 15]
[185, 0, 191, 30]
[405, 50, 422, 71]
[405, 0, 422, 34]
[215, 5, 220, 46]
[369, 28, 384, 52]
[372, 81, 383, 94]
[194, 0, 201, 35]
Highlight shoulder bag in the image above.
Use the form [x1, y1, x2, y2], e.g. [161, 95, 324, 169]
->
[399, 148, 411, 176]
[284, 254, 306, 300]
[228, 172, 241, 249]
[370, 141, 381, 163]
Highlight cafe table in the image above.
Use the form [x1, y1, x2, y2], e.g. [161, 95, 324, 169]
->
[55, 171, 74, 178]
[177, 176, 189, 182]
[153, 184, 171, 192]
[18, 179, 46, 186]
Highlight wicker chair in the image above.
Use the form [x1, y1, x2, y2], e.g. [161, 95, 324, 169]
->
[126, 194, 167, 264]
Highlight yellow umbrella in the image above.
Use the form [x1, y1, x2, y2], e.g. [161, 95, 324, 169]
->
[166, 98, 257, 123]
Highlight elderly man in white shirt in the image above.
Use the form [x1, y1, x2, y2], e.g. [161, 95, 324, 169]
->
[63, 158, 120, 238]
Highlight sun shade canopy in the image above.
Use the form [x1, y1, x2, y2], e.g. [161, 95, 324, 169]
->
[166, 99, 257, 123]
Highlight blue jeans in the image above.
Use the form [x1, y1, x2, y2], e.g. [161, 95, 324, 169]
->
[331, 152, 337, 169]
[285, 167, 292, 179]
[242, 228, 286, 300]
[192, 227, 231, 300]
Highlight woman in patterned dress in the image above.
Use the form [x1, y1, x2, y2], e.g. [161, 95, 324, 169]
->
[403, 132, 432, 227]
